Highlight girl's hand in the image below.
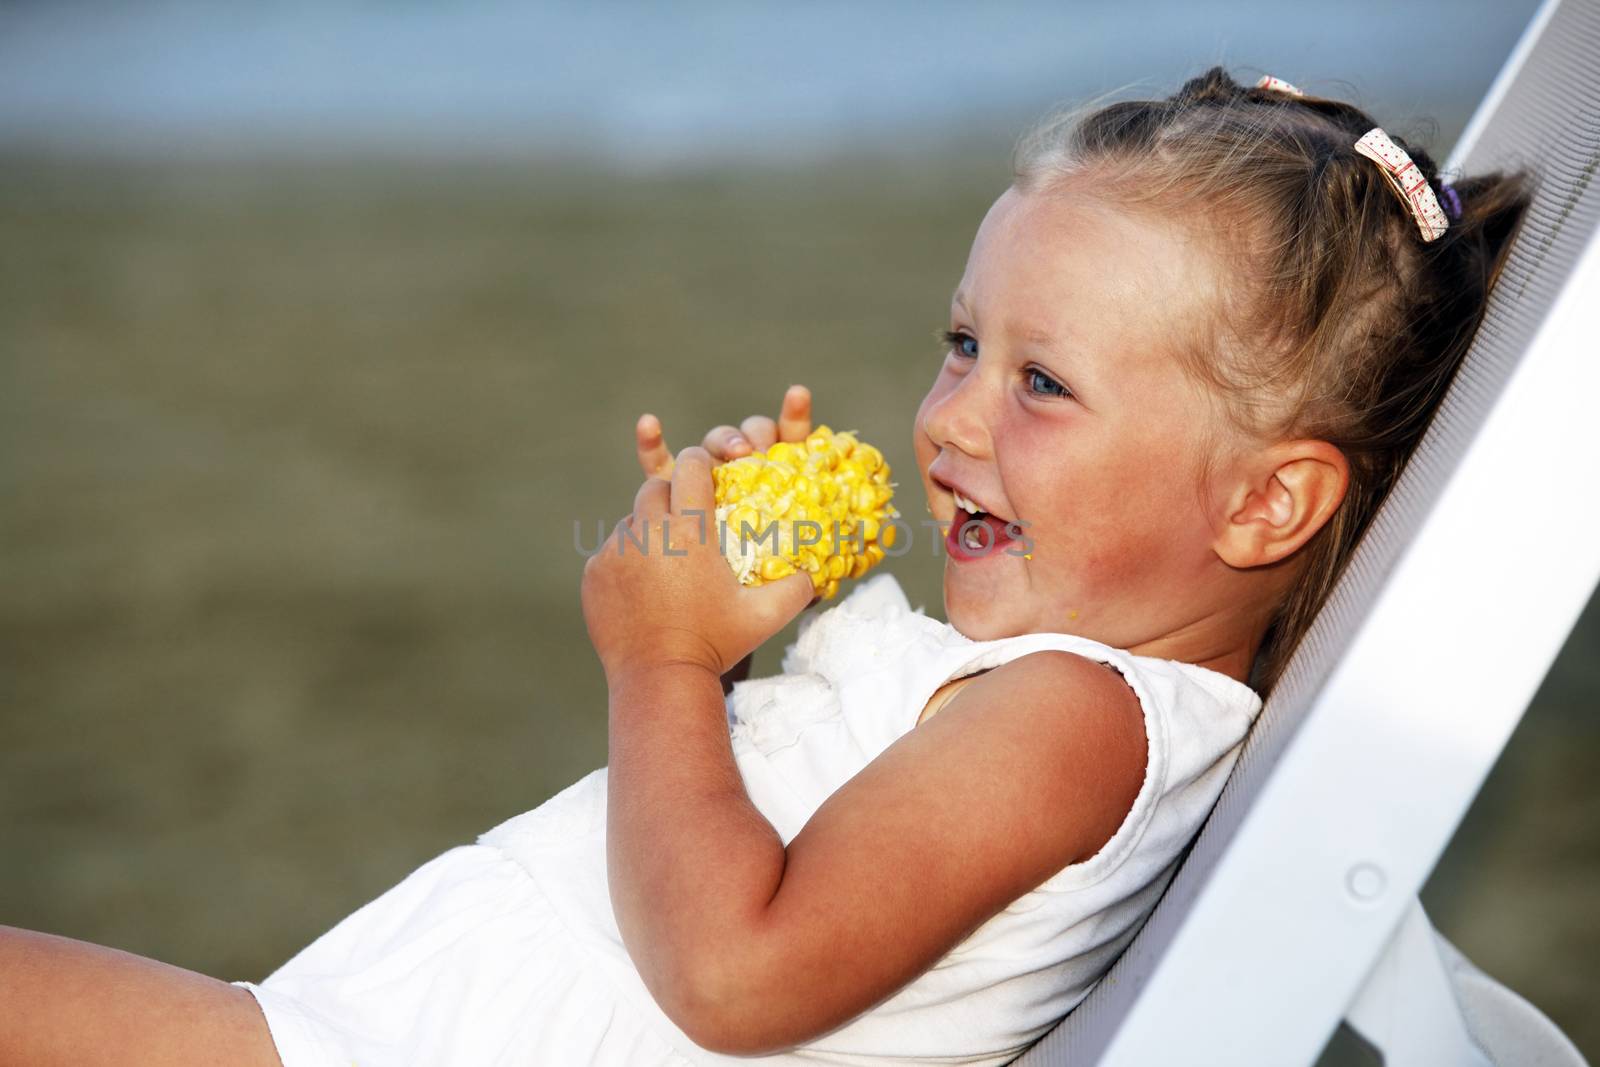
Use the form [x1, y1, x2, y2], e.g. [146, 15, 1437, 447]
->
[583, 446, 815, 684]
[631, 385, 823, 694]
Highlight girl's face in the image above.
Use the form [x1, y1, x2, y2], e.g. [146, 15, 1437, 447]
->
[914, 180, 1240, 656]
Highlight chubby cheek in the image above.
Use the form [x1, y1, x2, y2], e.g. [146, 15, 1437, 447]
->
[1020, 436, 1197, 617]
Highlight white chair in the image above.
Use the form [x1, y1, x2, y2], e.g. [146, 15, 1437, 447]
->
[1013, 0, 1597, 1061]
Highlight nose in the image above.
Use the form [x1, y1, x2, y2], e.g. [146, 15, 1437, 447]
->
[921, 361, 995, 460]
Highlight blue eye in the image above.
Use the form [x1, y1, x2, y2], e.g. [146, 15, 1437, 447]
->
[1028, 368, 1072, 399]
[942, 329, 979, 358]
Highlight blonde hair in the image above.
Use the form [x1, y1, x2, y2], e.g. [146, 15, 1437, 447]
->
[1012, 66, 1533, 699]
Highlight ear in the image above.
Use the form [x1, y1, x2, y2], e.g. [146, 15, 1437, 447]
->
[1214, 439, 1348, 569]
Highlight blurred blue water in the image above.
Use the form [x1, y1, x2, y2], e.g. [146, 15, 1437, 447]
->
[0, 0, 1543, 165]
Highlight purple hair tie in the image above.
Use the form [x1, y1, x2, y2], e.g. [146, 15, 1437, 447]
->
[1439, 182, 1463, 222]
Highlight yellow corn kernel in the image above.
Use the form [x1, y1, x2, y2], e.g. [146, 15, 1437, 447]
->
[728, 505, 761, 539]
[760, 556, 797, 581]
[714, 424, 897, 599]
[853, 483, 876, 515]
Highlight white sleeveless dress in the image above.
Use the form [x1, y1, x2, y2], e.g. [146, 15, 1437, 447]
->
[238, 571, 1263, 1066]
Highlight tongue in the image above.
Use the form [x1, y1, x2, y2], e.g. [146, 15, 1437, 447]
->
[978, 513, 1014, 542]
[957, 512, 1016, 553]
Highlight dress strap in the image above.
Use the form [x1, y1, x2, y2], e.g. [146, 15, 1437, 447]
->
[892, 629, 1159, 745]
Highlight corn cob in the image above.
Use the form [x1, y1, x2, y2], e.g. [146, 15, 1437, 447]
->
[710, 425, 898, 600]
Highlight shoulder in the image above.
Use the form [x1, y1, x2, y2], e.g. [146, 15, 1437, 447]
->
[986, 646, 1143, 702]
[959, 649, 1150, 844]
[962, 649, 1148, 758]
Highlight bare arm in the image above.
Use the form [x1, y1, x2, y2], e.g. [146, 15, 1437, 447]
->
[0, 926, 283, 1067]
[605, 659, 789, 1040]
[605, 649, 1148, 1056]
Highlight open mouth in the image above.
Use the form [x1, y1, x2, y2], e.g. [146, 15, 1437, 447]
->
[946, 490, 1020, 560]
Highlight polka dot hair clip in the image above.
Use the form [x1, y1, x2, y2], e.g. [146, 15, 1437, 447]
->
[1353, 127, 1451, 242]
[1255, 74, 1306, 96]
[1255, 74, 1451, 242]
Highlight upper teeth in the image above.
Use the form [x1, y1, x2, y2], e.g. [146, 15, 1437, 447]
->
[953, 490, 982, 515]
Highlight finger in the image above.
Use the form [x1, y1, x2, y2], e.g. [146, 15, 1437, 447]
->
[777, 384, 812, 442]
[740, 414, 777, 451]
[636, 413, 674, 480]
[669, 445, 715, 519]
[702, 424, 754, 461]
[633, 473, 670, 523]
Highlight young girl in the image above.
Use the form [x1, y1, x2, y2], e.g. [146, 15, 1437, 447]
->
[1, 66, 1529, 1066]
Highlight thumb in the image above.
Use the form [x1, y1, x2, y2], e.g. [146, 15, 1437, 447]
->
[751, 570, 818, 630]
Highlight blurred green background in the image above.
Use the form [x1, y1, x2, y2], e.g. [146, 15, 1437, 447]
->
[0, 148, 988, 973]
[0, 2, 1592, 1062]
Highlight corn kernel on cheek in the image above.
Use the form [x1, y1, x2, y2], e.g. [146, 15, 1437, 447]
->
[710, 426, 898, 601]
